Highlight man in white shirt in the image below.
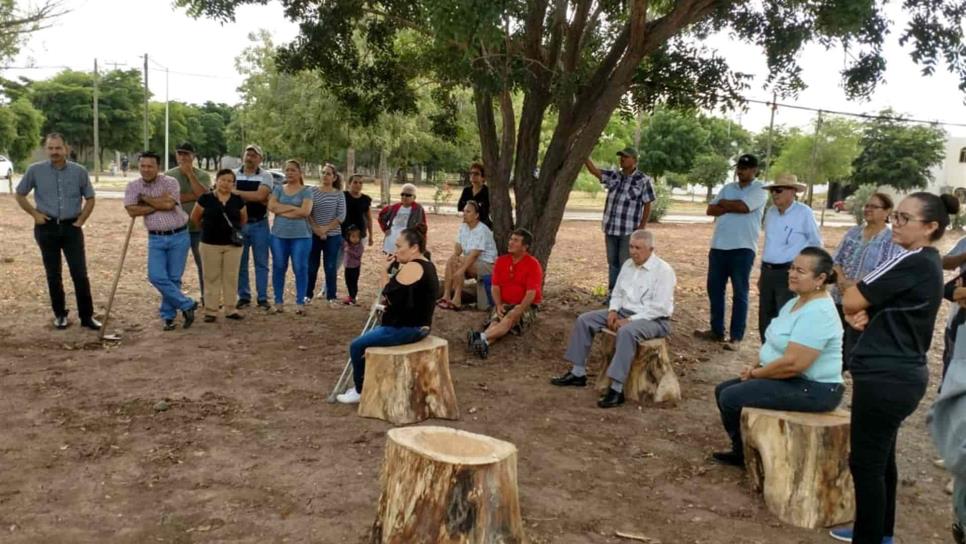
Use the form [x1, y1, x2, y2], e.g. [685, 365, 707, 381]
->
[438, 200, 498, 310]
[551, 229, 676, 408]
[758, 173, 823, 342]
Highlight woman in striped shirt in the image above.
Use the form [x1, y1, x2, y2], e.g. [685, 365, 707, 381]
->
[306, 163, 346, 306]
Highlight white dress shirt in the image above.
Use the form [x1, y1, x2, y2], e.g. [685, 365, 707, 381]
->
[609, 253, 676, 321]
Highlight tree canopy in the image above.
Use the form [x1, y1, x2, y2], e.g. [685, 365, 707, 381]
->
[850, 111, 946, 191]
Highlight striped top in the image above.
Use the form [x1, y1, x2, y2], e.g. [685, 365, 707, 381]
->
[310, 187, 346, 237]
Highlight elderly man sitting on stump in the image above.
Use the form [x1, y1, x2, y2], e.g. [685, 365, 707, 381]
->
[467, 228, 543, 359]
[551, 229, 676, 408]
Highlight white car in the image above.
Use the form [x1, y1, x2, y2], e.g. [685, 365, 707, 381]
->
[0, 155, 12, 180]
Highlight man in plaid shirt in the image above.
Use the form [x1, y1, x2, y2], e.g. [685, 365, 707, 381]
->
[585, 146, 656, 296]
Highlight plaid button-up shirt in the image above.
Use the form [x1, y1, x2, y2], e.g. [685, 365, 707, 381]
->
[601, 168, 655, 236]
[123, 175, 189, 232]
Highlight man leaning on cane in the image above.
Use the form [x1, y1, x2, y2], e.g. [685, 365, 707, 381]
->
[15, 133, 101, 331]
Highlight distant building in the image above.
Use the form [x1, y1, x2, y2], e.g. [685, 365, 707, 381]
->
[928, 136, 966, 201]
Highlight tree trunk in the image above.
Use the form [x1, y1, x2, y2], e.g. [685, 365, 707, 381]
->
[346, 146, 356, 177]
[370, 426, 524, 543]
[474, 88, 515, 255]
[741, 408, 855, 529]
[593, 331, 681, 404]
[378, 148, 389, 206]
[413, 164, 422, 184]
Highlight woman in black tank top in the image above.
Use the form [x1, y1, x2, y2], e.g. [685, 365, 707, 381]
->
[336, 226, 438, 404]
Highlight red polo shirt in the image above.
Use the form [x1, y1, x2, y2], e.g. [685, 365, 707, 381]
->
[492, 253, 543, 305]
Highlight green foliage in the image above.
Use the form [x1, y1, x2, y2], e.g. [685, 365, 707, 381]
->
[638, 109, 708, 178]
[573, 172, 603, 198]
[8, 97, 43, 166]
[98, 69, 147, 157]
[688, 153, 730, 201]
[771, 117, 862, 186]
[0, 1, 65, 63]
[648, 178, 672, 223]
[0, 105, 16, 154]
[847, 184, 880, 226]
[29, 70, 94, 151]
[751, 125, 797, 172]
[850, 111, 946, 191]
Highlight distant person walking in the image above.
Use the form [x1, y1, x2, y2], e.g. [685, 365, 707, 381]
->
[14, 133, 100, 331]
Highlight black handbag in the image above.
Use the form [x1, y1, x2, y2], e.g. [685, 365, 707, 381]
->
[215, 197, 245, 246]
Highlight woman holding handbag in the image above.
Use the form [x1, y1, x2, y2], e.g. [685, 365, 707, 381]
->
[190, 168, 248, 322]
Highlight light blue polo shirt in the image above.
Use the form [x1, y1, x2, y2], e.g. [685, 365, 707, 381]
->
[709, 180, 768, 251]
[759, 296, 843, 384]
[762, 200, 823, 264]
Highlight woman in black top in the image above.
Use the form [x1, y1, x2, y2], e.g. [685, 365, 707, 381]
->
[457, 162, 491, 227]
[836, 192, 960, 544]
[190, 169, 248, 322]
[337, 226, 439, 404]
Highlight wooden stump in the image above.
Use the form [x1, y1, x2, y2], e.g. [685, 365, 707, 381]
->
[741, 407, 854, 529]
[359, 335, 460, 425]
[370, 426, 525, 544]
[593, 329, 681, 403]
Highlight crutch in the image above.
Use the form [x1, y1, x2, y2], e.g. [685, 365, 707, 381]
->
[98, 216, 136, 342]
[327, 300, 384, 402]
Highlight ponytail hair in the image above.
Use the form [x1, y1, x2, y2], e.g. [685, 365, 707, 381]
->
[910, 192, 961, 241]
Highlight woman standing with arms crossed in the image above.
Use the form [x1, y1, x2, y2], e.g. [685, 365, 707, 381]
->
[834, 192, 960, 544]
[190, 169, 248, 321]
[306, 163, 346, 306]
[268, 160, 314, 315]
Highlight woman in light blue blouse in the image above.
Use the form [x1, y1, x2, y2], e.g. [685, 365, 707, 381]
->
[712, 246, 845, 466]
[267, 159, 314, 314]
[832, 192, 901, 366]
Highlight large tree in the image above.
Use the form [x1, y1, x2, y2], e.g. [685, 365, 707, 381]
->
[29, 70, 93, 155]
[181, 0, 966, 268]
[850, 110, 947, 192]
[0, 0, 67, 63]
[771, 116, 862, 201]
[7, 96, 43, 166]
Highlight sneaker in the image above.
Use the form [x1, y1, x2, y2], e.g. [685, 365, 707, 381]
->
[336, 388, 361, 404]
[162, 319, 176, 331]
[272, 304, 284, 314]
[257, 300, 271, 310]
[935, 458, 947, 469]
[236, 299, 251, 310]
[327, 299, 342, 308]
[474, 337, 489, 359]
[722, 339, 741, 352]
[342, 296, 357, 306]
[828, 527, 894, 544]
[303, 296, 312, 306]
[694, 329, 725, 342]
[466, 330, 478, 348]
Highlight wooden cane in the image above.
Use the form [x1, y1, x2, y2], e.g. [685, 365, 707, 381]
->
[98, 216, 136, 341]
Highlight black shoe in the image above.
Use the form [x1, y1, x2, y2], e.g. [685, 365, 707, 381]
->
[80, 318, 102, 331]
[236, 299, 251, 310]
[53, 315, 69, 329]
[163, 319, 176, 331]
[466, 330, 477, 348]
[550, 371, 587, 387]
[257, 300, 271, 310]
[597, 388, 625, 408]
[712, 450, 745, 467]
[203, 315, 216, 323]
[474, 337, 489, 359]
[693, 329, 725, 342]
[182, 301, 198, 329]
[226, 313, 244, 320]
[953, 521, 964, 544]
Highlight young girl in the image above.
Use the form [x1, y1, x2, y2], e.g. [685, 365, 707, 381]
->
[342, 225, 364, 305]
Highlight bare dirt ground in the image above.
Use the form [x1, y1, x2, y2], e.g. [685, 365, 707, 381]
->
[0, 195, 956, 544]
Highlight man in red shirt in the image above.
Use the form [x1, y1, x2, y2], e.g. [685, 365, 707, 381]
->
[467, 228, 543, 358]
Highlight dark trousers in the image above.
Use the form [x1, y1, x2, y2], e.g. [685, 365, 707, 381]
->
[307, 233, 343, 300]
[349, 325, 428, 393]
[850, 372, 927, 544]
[715, 377, 844, 454]
[707, 248, 756, 341]
[605, 234, 631, 292]
[345, 266, 360, 300]
[758, 264, 794, 343]
[34, 222, 94, 320]
[835, 303, 861, 371]
[189, 230, 204, 300]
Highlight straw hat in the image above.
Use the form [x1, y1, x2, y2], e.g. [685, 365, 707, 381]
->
[763, 172, 807, 192]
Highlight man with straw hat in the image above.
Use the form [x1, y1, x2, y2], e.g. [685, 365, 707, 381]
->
[758, 172, 823, 343]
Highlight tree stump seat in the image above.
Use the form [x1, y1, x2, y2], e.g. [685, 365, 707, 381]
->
[592, 328, 681, 403]
[741, 407, 855, 529]
[359, 335, 460, 425]
[370, 426, 525, 543]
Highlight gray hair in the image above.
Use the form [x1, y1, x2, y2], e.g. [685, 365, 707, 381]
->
[630, 229, 654, 247]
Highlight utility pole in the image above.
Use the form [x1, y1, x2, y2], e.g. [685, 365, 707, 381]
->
[807, 110, 824, 209]
[93, 58, 100, 183]
[762, 90, 777, 180]
[164, 67, 169, 171]
[142, 54, 149, 151]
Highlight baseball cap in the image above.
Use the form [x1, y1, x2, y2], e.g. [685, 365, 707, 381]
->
[244, 144, 264, 157]
[616, 147, 639, 159]
[735, 154, 759, 168]
[175, 142, 195, 153]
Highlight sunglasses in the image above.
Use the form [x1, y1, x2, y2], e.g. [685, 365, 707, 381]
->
[400, 193, 414, 197]
[769, 187, 788, 194]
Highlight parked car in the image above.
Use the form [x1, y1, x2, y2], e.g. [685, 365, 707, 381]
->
[268, 169, 285, 188]
[0, 155, 13, 180]
[832, 200, 847, 212]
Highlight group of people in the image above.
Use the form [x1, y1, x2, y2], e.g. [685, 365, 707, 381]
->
[15, 134, 966, 543]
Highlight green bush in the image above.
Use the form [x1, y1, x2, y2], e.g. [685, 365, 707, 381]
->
[573, 172, 603, 198]
[649, 177, 672, 223]
[847, 184, 879, 226]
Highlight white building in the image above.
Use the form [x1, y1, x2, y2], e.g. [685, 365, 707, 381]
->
[928, 136, 966, 200]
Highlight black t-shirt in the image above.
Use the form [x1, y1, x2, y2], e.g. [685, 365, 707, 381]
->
[457, 185, 491, 227]
[851, 246, 943, 381]
[197, 192, 246, 245]
[381, 259, 439, 328]
[343, 191, 372, 237]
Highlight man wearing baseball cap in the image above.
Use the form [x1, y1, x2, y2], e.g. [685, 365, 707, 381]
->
[584, 146, 656, 299]
[234, 144, 274, 310]
[166, 142, 211, 303]
[757, 172, 822, 342]
[695, 154, 768, 350]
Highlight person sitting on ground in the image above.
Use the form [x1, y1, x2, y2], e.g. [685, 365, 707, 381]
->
[711, 246, 845, 467]
[337, 226, 439, 404]
[378, 183, 427, 254]
[550, 229, 675, 408]
[438, 200, 497, 310]
[467, 228, 543, 359]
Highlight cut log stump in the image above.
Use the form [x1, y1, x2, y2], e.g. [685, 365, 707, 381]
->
[741, 407, 854, 529]
[370, 426, 525, 544]
[359, 335, 459, 425]
[593, 329, 681, 404]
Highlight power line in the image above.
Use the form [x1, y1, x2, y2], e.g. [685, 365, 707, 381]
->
[742, 95, 966, 129]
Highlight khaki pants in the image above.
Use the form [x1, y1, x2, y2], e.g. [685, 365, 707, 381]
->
[200, 242, 243, 316]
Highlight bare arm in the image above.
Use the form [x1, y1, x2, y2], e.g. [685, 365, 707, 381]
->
[239, 206, 248, 226]
[584, 159, 602, 180]
[140, 195, 177, 210]
[190, 202, 204, 228]
[459, 249, 481, 274]
[706, 203, 726, 217]
[366, 208, 374, 242]
[748, 342, 821, 380]
[944, 253, 966, 270]
[15, 193, 49, 224]
[75, 197, 95, 226]
[125, 204, 155, 217]
[235, 184, 271, 204]
[507, 289, 537, 317]
[637, 201, 652, 229]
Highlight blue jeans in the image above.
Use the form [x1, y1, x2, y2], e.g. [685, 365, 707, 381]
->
[715, 377, 844, 454]
[707, 248, 756, 341]
[605, 234, 630, 292]
[307, 233, 343, 300]
[238, 219, 270, 303]
[147, 230, 195, 320]
[189, 230, 204, 300]
[270, 236, 311, 305]
[350, 325, 429, 393]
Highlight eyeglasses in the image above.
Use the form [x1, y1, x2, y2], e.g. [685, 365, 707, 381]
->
[863, 204, 884, 210]
[889, 211, 927, 227]
[470, 171, 482, 177]
[769, 188, 787, 194]
[400, 193, 414, 198]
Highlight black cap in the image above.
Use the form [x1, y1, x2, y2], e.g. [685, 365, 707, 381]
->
[735, 154, 758, 168]
[175, 142, 195, 154]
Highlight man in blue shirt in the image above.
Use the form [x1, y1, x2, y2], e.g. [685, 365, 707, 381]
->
[758, 173, 822, 342]
[15, 133, 101, 331]
[694, 154, 767, 349]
